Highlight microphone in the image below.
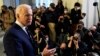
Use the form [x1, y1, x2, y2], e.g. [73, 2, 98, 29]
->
[93, 2, 98, 6]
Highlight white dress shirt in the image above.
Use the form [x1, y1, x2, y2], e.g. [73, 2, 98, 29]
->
[15, 21, 28, 34]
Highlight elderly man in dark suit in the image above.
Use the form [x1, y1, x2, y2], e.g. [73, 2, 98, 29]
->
[3, 4, 56, 56]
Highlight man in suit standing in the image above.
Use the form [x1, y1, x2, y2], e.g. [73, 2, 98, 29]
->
[3, 4, 56, 56]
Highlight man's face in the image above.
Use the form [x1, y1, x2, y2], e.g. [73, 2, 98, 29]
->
[18, 8, 33, 26]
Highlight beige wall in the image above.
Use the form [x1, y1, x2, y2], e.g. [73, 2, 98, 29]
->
[0, 0, 3, 6]
[62, 0, 83, 10]
[99, 1, 100, 17]
[0, 0, 3, 11]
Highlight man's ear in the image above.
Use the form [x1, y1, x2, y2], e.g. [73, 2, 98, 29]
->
[16, 14, 19, 18]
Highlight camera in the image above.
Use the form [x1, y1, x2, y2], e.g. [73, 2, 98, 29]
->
[73, 33, 79, 40]
[73, 36, 78, 40]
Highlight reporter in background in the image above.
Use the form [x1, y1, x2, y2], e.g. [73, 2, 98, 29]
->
[3, 4, 56, 56]
[60, 32, 88, 56]
[71, 2, 83, 24]
[70, 2, 83, 35]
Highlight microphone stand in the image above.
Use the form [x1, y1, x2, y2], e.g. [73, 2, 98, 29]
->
[97, 5, 100, 21]
[93, 2, 100, 21]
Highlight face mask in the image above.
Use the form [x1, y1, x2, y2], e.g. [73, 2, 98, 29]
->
[76, 7, 80, 10]
[64, 10, 68, 13]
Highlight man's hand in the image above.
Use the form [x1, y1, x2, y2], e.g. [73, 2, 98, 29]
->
[60, 43, 66, 49]
[42, 45, 56, 56]
[73, 39, 79, 49]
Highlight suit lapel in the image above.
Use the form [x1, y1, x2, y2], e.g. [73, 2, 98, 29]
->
[13, 23, 37, 48]
[13, 23, 32, 41]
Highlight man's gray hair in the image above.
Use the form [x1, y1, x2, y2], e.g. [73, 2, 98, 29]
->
[15, 4, 32, 18]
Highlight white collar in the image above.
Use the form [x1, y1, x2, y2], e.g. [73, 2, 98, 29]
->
[15, 20, 27, 34]
[15, 20, 26, 28]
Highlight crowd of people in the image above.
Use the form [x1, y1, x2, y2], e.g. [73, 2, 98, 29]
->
[1, 0, 100, 56]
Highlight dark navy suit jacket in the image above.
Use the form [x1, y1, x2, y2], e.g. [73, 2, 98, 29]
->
[3, 23, 37, 56]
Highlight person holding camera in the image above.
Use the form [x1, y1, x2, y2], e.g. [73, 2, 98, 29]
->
[59, 32, 88, 56]
[70, 2, 83, 24]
